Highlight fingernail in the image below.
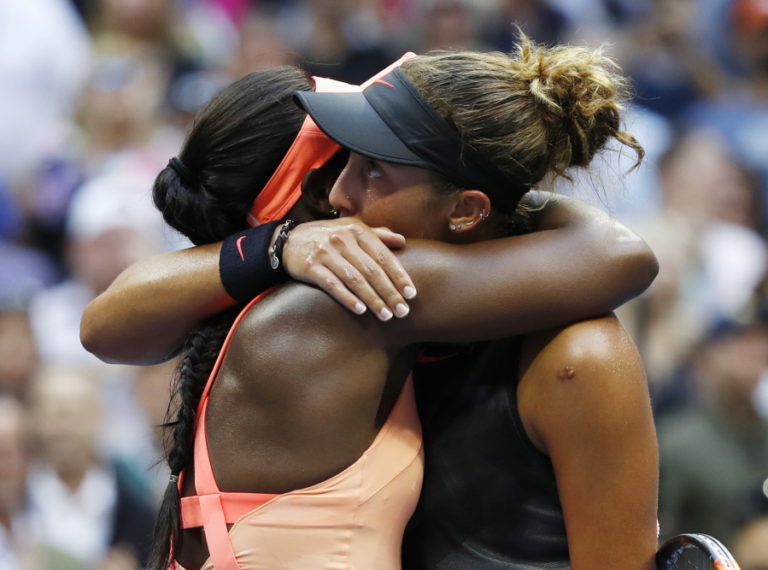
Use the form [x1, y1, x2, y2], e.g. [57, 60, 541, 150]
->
[394, 303, 409, 318]
[354, 302, 366, 315]
[379, 308, 394, 321]
[403, 286, 417, 299]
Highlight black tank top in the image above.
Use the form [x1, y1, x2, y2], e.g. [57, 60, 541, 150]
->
[403, 338, 570, 569]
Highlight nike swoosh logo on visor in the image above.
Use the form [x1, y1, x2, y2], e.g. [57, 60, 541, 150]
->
[235, 236, 247, 261]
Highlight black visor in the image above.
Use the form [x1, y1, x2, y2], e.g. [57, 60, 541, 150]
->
[295, 68, 529, 212]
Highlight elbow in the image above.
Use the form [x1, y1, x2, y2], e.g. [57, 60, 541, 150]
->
[614, 230, 659, 298]
[80, 297, 130, 364]
[641, 244, 660, 290]
[80, 298, 178, 366]
[79, 301, 111, 362]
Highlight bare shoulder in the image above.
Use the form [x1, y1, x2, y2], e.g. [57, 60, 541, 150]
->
[519, 316, 659, 569]
[524, 314, 638, 380]
[518, 314, 649, 452]
[214, 281, 393, 439]
[206, 283, 404, 493]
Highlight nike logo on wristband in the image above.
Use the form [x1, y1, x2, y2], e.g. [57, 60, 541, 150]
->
[373, 79, 395, 88]
[235, 236, 247, 261]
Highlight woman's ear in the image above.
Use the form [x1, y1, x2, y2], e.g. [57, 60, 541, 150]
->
[447, 190, 491, 232]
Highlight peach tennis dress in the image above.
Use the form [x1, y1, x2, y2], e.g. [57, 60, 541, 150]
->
[173, 293, 424, 570]
[173, 58, 423, 570]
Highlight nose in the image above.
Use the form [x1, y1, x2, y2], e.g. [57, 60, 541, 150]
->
[328, 163, 355, 216]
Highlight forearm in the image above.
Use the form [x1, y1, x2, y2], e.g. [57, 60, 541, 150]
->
[388, 196, 659, 344]
[80, 243, 234, 365]
[80, 218, 415, 365]
[524, 195, 660, 319]
[524, 191, 602, 230]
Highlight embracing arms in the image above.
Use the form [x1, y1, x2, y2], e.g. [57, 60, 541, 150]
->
[384, 191, 658, 345]
[81, 192, 657, 363]
[81, 243, 225, 364]
[80, 223, 414, 364]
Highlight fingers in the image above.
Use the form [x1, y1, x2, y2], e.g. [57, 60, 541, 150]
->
[371, 226, 406, 249]
[282, 219, 417, 320]
[325, 231, 411, 320]
[308, 262, 399, 321]
[304, 264, 369, 317]
[343, 225, 417, 300]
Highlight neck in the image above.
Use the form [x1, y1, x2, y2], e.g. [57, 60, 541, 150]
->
[458, 216, 507, 245]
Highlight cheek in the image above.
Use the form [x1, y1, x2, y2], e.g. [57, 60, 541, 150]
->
[356, 202, 395, 229]
[382, 195, 449, 239]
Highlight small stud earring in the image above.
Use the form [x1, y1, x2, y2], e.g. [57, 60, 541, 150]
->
[330, 208, 340, 217]
[480, 209, 490, 221]
[449, 223, 459, 231]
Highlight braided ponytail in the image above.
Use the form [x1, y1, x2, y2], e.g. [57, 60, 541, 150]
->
[147, 310, 239, 570]
[147, 66, 314, 568]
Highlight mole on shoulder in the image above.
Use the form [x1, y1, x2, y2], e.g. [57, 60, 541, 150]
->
[557, 366, 575, 381]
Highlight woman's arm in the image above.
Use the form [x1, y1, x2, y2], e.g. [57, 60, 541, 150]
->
[82, 193, 657, 363]
[80, 221, 414, 364]
[518, 315, 659, 570]
[81, 243, 224, 365]
[386, 192, 659, 344]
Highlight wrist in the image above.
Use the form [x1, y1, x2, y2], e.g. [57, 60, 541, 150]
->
[268, 219, 298, 272]
[219, 220, 287, 302]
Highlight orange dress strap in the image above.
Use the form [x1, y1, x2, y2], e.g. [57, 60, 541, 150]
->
[180, 492, 275, 529]
[178, 291, 275, 570]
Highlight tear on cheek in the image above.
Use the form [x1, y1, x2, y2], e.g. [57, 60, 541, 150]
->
[557, 366, 576, 381]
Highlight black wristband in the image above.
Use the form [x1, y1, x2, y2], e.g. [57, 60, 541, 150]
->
[219, 220, 285, 302]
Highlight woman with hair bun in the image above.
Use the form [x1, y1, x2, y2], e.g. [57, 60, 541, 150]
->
[296, 36, 659, 570]
[83, 37, 658, 570]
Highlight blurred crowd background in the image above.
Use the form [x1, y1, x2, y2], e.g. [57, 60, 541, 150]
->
[1, 0, 768, 568]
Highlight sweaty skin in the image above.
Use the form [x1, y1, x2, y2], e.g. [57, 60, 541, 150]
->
[81, 221, 414, 364]
[81, 193, 657, 365]
[519, 315, 659, 569]
[180, 226, 658, 570]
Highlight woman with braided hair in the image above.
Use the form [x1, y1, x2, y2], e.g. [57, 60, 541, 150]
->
[83, 37, 658, 570]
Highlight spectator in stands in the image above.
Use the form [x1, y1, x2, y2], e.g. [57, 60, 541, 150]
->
[26, 365, 156, 569]
[657, 318, 768, 547]
[0, 394, 37, 569]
